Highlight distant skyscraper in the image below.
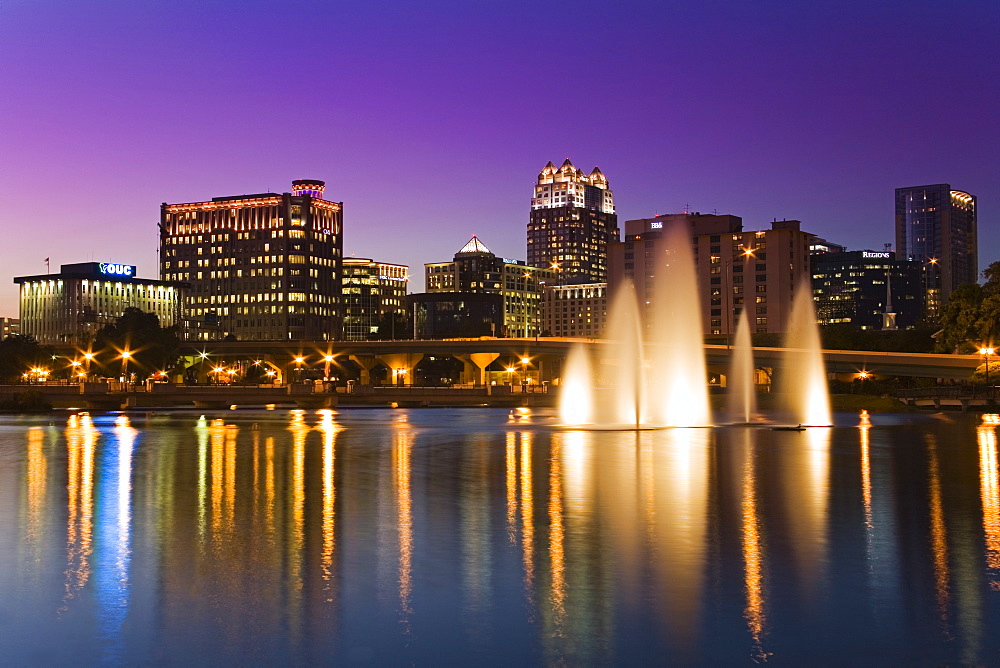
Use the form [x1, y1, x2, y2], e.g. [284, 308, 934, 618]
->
[342, 257, 408, 340]
[160, 179, 343, 341]
[527, 159, 619, 284]
[895, 184, 977, 310]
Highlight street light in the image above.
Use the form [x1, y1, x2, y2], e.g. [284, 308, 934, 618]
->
[120, 350, 132, 383]
[323, 354, 334, 380]
[980, 347, 995, 396]
[724, 247, 755, 348]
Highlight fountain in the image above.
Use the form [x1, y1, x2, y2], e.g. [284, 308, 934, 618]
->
[777, 283, 833, 426]
[726, 311, 757, 425]
[557, 227, 830, 429]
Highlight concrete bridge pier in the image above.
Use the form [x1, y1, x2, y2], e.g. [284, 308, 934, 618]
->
[377, 353, 424, 386]
[350, 354, 379, 385]
[456, 353, 500, 386]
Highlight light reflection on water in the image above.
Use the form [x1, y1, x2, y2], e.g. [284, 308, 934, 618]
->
[1, 408, 1000, 665]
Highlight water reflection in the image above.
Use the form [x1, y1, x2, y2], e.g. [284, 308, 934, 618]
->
[978, 415, 1000, 588]
[94, 415, 136, 663]
[738, 429, 768, 662]
[4, 409, 1000, 665]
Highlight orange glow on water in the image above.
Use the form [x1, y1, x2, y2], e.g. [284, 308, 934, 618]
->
[548, 441, 566, 629]
[977, 419, 1000, 583]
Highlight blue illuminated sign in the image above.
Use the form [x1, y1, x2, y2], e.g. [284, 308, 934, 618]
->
[99, 263, 135, 277]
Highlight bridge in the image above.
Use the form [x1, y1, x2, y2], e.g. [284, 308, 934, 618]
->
[154, 338, 982, 383]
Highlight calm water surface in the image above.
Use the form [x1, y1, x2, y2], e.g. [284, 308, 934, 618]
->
[2, 407, 1000, 666]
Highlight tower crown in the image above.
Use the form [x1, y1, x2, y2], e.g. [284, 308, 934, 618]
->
[291, 179, 325, 198]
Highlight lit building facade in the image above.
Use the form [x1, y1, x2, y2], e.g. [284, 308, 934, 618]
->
[527, 159, 619, 284]
[812, 250, 925, 329]
[895, 184, 977, 312]
[409, 292, 504, 339]
[13, 262, 185, 345]
[425, 236, 554, 337]
[1, 317, 20, 339]
[541, 283, 607, 338]
[609, 214, 813, 335]
[160, 179, 343, 341]
[342, 258, 408, 340]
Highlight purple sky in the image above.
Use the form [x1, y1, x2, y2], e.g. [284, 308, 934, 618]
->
[1, 0, 997, 316]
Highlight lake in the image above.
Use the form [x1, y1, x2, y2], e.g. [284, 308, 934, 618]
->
[1, 407, 999, 665]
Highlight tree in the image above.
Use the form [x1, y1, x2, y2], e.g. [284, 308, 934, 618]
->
[937, 281, 988, 353]
[0, 335, 52, 383]
[92, 308, 181, 379]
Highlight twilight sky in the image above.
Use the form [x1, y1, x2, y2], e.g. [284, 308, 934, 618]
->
[1, 0, 997, 316]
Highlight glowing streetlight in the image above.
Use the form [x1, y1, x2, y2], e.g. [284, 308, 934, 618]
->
[120, 350, 132, 383]
[980, 347, 995, 393]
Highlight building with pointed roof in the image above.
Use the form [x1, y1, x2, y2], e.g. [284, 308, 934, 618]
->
[421, 236, 554, 337]
[528, 159, 619, 283]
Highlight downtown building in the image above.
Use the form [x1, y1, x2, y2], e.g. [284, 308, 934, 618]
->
[541, 284, 608, 338]
[342, 258, 408, 340]
[609, 213, 813, 336]
[812, 249, 925, 329]
[1, 317, 18, 339]
[13, 262, 185, 345]
[895, 184, 977, 316]
[160, 179, 343, 341]
[415, 236, 554, 338]
[527, 159, 619, 284]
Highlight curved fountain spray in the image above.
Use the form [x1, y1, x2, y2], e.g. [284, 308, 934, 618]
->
[778, 283, 832, 427]
[558, 227, 830, 429]
[727, 312, 757, 425]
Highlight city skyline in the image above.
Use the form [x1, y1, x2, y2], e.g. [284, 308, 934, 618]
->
[1, 0, 997, 316]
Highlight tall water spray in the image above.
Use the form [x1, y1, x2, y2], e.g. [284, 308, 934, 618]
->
[559, 343, 595, 425]
[600, 281, 648, 426]
[727, 311, 757, 424]
[648, 223, 712, 427]
[779, 283, 832, 426]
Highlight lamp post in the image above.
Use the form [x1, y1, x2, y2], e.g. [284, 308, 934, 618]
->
[980, 347, 995, 398]
[520, 356, 531, 391]
[723, 247, 755, 348]
[323, 355, 334, 381]
[294, 356, 305, 383]
[120, 350, 132, 384]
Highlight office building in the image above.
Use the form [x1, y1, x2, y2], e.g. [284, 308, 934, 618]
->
[541, 283, 608, 338]
[342, 258, 408, 340]
[609, 213, 813, 335]
[527, 159, 619, 283]
[409, 292, 505, 339]
[812, 250, 925, 329]
[895, 184, 977, 312]
[13, 262, 185, 345]
[425, 236, 554, 337]
[160, 179, 343, 341]
[1, 317, 20, 339]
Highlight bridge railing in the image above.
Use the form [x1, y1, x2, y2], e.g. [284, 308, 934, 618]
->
[898, 386, 995, 399]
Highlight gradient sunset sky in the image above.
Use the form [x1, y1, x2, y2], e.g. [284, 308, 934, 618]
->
[1, 0, 997, 315]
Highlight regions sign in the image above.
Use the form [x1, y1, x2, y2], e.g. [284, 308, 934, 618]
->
[99, 263, 135, 277]
[862, 251, 890, 259]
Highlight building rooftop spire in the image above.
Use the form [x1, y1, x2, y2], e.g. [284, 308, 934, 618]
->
[456, 235, 493, 255]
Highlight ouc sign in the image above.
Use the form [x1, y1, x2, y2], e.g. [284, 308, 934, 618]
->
[99, 263, 135, 277]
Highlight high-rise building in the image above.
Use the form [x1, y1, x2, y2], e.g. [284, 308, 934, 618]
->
[160, 179, 343, 341]
[13, 262, 185, 345]
[424, 236, 554, 337]
[541, 283, 608, 338]
[895, 184, 977, 311]
[527, 159, 619, 284]
[342, 258, 408, 340]
[812, 250, 925, 330]
[609, 214, 813, 336]
[1, 317, 19, 339]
